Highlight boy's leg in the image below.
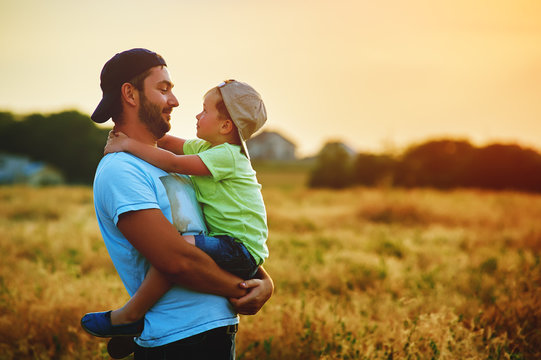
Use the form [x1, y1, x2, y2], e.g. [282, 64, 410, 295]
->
[110, 265, 172, 325]
[194, 235, 258, 279]
[81, 236, 196, 337]
[80, 265, 169, 337]
[111, 235, 194, 325]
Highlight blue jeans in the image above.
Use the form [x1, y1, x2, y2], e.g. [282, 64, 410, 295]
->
[194, 235, 258, 279]
[134, 324, 237, 360]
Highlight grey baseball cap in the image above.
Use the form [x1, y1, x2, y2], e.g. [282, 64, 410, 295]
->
[217, 80, 267, 159]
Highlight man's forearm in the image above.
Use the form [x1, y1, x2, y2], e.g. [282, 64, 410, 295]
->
[160, 241, 247, 298]
[117, 209, 246, 298]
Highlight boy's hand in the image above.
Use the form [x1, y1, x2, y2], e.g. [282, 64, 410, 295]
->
[229, 278, 273, 315]
[104, 131, 130, 155]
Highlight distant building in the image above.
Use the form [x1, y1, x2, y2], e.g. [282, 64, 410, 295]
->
[0, 154, 64, 185]
[247, 131, 297, 161]
[317, 141, 357, 159]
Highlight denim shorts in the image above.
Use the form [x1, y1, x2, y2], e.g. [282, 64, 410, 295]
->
[194, 235, 258, 279]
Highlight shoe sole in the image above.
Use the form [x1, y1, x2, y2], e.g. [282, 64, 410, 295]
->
[108, 336, 136, 359]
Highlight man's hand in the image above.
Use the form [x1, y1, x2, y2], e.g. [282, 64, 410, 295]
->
[229, 267, 274, 315]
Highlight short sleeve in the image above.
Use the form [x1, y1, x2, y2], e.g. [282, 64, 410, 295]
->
[94, 154, 161, 225]
[183, 139, 211, 155]
[196, 145, 237, 181]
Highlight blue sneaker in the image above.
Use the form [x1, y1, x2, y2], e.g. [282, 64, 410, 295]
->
[80, 311, 144, 337]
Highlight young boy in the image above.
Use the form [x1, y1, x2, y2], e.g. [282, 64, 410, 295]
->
[81, 80, 269, 337]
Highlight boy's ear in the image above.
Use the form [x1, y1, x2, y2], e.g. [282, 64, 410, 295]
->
[220, 119, 235, 135]
[120, 83, 138, 107]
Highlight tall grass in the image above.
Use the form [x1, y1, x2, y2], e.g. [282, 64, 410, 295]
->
[1, 184, 540, 359]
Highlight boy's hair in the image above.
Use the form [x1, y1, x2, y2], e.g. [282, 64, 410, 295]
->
[206, 87, 233, 121]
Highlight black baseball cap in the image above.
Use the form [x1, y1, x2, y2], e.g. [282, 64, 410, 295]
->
[91, 48, 167, 123]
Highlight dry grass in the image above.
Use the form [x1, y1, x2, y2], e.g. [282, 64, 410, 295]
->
[1, 184, 540, 359]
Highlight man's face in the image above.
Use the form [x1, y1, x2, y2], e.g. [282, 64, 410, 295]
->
[138, 66, 179, 139]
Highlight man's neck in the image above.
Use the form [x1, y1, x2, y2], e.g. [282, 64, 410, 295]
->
[114, 121, 157, 146]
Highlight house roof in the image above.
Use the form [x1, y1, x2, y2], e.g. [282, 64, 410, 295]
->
[247, 131, 296, 147]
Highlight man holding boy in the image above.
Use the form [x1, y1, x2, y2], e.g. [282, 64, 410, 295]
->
[89, 48, 273, 359]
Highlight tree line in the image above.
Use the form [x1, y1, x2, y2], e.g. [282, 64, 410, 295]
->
[309, 139, 541, 193]
[2, 110, 541, 192]
[0, 111, 111, 184]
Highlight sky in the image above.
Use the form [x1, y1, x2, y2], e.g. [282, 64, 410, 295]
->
[1, 0, 540, 157]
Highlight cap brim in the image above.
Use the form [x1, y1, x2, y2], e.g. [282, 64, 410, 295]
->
[238, 128, 250, 159]
[91, 92, 117, 123]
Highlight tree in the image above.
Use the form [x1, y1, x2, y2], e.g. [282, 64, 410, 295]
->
[353, 153, 396, 186]
[467, 144, 541, 192]
[394, 139, 475, 188]
[0, 110, 111, 184]
[309, 142, 355, 188]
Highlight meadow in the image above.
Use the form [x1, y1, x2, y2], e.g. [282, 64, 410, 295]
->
[0, 167, 540, 359]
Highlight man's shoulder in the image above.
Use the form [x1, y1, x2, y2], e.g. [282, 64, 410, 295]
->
[98, 152, 144, 168]
[93, 153, 168, 222]
[94, 153, 165, 191]
[97, 152, 159, 176]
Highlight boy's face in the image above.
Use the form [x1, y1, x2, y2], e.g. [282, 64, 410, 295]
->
[195, 90, 226, 144]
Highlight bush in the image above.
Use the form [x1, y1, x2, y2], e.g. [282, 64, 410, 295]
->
[309, 138, 541, 193]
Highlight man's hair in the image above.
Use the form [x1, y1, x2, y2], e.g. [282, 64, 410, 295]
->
[111, 67, 157, 121]
[130, 67, 154, 91]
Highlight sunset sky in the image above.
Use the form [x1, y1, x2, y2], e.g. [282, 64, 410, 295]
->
[1, 0, 540, 156]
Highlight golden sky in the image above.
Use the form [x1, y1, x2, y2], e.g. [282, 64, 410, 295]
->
[1, 0, 540, 156]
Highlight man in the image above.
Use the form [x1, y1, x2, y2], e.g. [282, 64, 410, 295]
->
[89, 48, 273, 359]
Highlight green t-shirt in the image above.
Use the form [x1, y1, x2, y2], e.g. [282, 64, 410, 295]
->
[183, 139, 268, 265]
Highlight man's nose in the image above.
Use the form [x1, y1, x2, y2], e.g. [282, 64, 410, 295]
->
[169, 93, 179, 107]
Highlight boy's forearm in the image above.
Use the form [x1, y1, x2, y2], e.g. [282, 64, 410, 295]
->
[125, 139, 180, 173]
[157, 134, 186, 155]
[125, 139, 210, 176]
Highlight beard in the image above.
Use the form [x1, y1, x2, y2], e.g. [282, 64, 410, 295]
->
[138, 93, 171, 139]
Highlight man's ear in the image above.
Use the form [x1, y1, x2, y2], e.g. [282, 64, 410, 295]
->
[120, 83, 138, 107]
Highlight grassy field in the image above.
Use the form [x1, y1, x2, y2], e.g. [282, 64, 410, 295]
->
[1, 170, 540, 359]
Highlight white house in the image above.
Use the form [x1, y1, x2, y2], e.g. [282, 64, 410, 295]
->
[246, 131, 297, 161]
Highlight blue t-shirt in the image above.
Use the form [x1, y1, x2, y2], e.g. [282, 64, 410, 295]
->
[93, 152, 238, 347]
